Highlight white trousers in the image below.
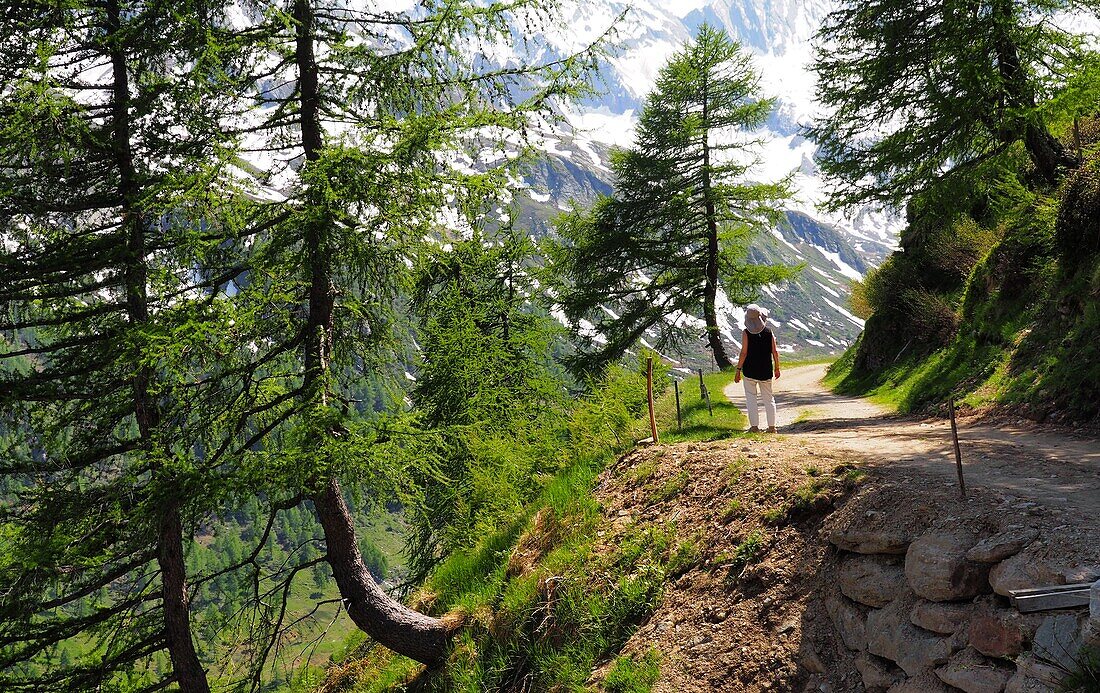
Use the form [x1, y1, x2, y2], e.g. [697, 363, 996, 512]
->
[743, 377, 776, 429]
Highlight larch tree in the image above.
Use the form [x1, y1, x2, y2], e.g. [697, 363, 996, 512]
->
[808, 0, 1099, 208]
[202, 0, 606, 666]
[0, 0, 608, 681]
[550, 23, 794, 372]
[0, 0, 243, 690]
[405, 232, 567, 582]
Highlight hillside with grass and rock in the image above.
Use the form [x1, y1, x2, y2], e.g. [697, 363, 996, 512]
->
[5, 0, 1100, 689]
[316, 366, 1100, 693]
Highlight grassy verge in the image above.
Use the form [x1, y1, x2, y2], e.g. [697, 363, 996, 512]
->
[823, 319, 1043, 417]
[654, 369, 746, 442]
[320, 458, 691, 693]
[315, 364, 752, 692]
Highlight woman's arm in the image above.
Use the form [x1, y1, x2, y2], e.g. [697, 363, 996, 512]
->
[772, 333, 781, 379]
[735, 330, 748, 382]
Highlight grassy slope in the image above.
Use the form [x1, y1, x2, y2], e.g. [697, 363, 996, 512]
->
[826, 142, 1100, 424]
[827, 267, 1100, 423]
[309, 370, 748, 693]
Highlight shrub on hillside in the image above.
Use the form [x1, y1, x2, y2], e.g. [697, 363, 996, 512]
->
[901, 288, 958, 345]
[857, 213, 995, 320]
[847, 278, 873, 320]
[1056, 156, 1100, 275]
[568, 354, 665, 456]
[959, 196, 1057, 345]
[936, 216, 1000, 286]
[859, 254, 918, 317]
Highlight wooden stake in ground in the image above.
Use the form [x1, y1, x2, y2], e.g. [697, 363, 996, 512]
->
[674, 379, 682, 430]
[696, 368, 713, 416]
[647, 357, 659, 444]
[949, 398, 967, 499]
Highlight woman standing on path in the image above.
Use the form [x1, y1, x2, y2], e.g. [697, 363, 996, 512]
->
[734, 304, 781, 432]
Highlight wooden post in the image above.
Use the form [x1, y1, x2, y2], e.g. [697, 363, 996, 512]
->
[949, 398, 967, 500]
[674, 379, 682, 430]
[697, 368, 705, 398]
[646, 357, 659, 444]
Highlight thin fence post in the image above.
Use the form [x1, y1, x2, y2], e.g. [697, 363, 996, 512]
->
[674, 379, 682, 430]
[704, 383, 713, 417]
[949, 398, 967, 500]
[646, 357, 659, 444]
[698, 368, 705, 398]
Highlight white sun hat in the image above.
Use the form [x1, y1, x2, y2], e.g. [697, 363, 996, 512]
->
[744, 304, 769, 334]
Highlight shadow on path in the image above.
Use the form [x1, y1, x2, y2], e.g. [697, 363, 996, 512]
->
[724, 363, 1100, 518]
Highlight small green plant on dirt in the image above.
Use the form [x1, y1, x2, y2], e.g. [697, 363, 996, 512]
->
[832, 462, 867, 483]
[629, 459, 659, 484]
[726, 530, 765, 577]
[760, 506, 786, 524]
[649, 470, 689, 503]
[666, 537, 701, 577]
[720, 498, 743, 523]
[722, 457, 749, 483]
[841, 468, 866, 485]
[763, 473, 847, 526]
[803, 464, 821, 477]
[614, 523, 681, 567]
[790, 478, 828, 509]
[604, 648, 661, 693]
[610, 524, 699, 582]
[761, 481, 783, 500]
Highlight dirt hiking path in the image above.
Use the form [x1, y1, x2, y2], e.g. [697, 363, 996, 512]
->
[725, 364, 1100, 518]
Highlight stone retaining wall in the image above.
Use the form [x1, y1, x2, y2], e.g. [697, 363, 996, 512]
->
[821, 525, 1100, 692]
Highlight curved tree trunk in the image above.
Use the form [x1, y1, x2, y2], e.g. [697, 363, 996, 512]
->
[991, 0, 1078, 183]
[292, 0, 452, 665]
[313, 479, 453, 664]
[1024, 123, 1076, 184]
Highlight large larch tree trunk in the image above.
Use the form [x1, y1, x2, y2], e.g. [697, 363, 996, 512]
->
[106, 0, 210, 689]
[699, 73, 734, 370]
[991, 0, 1077, 183]
[312, 479, 453, 663]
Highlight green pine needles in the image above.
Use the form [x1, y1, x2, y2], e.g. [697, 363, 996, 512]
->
[549, 23, 796, 373]
[0, 0, 609, 689]
[406, 232, 569, 582]
[809, 0, 1098, 209]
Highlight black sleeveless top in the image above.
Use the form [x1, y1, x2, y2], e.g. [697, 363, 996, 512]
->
[742, 328, 774, 381]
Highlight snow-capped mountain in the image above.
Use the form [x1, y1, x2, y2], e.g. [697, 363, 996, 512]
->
[502, 0, 901, 362]
[234, 0, 898, 362]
